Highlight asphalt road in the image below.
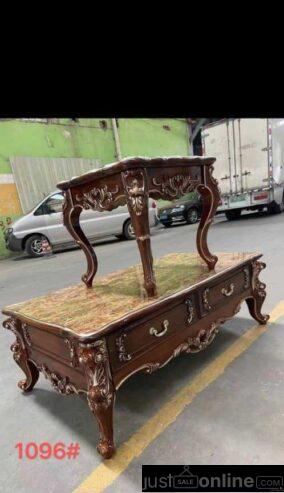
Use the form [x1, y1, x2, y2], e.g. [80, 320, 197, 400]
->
[1, 211, 284, 493]
[0, 211, 280, 312]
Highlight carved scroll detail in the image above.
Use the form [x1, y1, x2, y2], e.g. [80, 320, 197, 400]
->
[252, 261, 266, 298]
[39, 364, 79, 395]
[75, 185, 120, 211]
[151, 174, 198, 200]
[245, 260, 269, 325]
[77, 338, 115, 458]
[78, 339, 113, 410]
[122, 170, 146, 215]
[3, 317, 39, 391]
[64, 338, 79, 367]
[11, 338, 22, 362]
[202, 288, 212, 311]
[243, 266, 250, 289]
[22, 323, 32, 346]
[3, 317, 25, 364]
[185, 298, 195, 324]
[116, 333, 132, 362]
[175, 323, 220, 355]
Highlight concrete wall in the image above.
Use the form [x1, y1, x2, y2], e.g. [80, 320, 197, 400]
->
[118, 118, 190, 157]
[0, 118, 190, 257]
[0, 118, 116, 216]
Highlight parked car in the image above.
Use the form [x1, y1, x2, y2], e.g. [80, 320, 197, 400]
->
[158, 197, 202, 227]
[4, 191, 158, 257]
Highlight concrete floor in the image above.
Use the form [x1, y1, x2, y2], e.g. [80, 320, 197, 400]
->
[0, 211, 284, 493]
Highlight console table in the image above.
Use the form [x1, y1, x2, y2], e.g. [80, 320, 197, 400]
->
[2, 156, 269, 459]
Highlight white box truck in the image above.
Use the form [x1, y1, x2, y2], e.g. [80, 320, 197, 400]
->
[201, 118, 284, 220]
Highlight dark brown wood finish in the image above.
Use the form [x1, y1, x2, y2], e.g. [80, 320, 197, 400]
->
[2, 158, 270, 460]
[58, 157, 220, 295]
[2, 255, 269, 459]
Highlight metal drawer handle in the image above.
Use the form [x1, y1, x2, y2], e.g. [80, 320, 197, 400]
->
[221, 283, 235, 297]
[149, 319, 169, 337]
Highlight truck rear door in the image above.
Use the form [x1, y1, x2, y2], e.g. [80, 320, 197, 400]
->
[202, 120, 233, 195]
[236, 119, 268, 191]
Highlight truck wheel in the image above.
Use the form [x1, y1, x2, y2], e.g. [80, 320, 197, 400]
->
[123, 219, 136, 240]
[225, 209, 242, 221]
[25, 234, 49, 257]
[269, 200, 284, 214]
[186, 208, 199, 224]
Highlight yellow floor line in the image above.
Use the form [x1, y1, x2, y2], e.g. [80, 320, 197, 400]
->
[73, 301, 284, 493]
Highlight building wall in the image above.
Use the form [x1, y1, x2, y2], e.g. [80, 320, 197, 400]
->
[0, 118, 116, 216]
[0, 118, 190, 257]
[118, 118, 190, 157]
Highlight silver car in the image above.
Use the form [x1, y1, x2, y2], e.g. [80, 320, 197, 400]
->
[5, 191, 158, 257]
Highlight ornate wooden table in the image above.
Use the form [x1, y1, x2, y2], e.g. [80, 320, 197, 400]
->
[2, 157, 269, 459]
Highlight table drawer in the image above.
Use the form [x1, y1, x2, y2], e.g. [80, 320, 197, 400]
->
[111, 294, 198, 366]
[21, 323, 72, 364]
[201, 265, 250, 314]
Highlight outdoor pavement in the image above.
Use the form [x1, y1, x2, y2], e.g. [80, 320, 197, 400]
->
[0, 212, 284, 493]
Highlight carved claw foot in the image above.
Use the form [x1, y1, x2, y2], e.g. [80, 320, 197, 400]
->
[206, 254, 218, 270]
[97, 439, 115, 459]
[246, 298, 269, 325]
[18, 367, 39, 392]
[246, 260, 270, 325]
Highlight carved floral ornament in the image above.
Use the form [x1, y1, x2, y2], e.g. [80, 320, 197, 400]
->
[243, 266, 250, 289]
[39, 364, 79, 395]
[116, 333, 132, 362]
[122, 170, 146, 216]
[252, 260, 266, 298]
[22, 324, 32, 346]
[202, 288, 211, 311]
[78, 339, 113, 410]
[75, 184, 121, 212]
[185, 298, 195, 324]
[73, 171, 202, 214]
[151, 174, 199, 199]
[64, 338, 79, 367]
[3, 318, 24, 363]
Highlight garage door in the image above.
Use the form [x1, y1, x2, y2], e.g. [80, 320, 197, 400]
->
[10, 157, 101, 213]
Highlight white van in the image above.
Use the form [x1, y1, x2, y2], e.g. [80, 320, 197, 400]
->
[4, 191, 158, 257]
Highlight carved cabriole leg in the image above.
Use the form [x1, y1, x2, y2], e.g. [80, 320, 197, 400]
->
[63, 190, 98, 288]
[246, 261, 269, 325]
[196, 165, 220, 270]
[3, 317, 39, 392]
[121, 169, 157, 297]
[77, 339, 116, 459]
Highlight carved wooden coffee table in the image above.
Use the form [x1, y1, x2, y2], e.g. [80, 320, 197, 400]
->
[2, 157, 269, 459]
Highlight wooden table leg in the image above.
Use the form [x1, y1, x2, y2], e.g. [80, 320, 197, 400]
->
[196, 165, 220, 270]
[78, 339, 116, 459]
[3, 317, 39, 392]
[63, 190, 98, 288]
[122, 169, 157, 297]
[246, 260, 269, 324]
